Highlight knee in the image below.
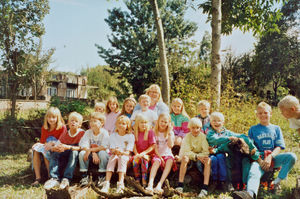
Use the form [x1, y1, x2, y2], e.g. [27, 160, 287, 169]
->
[287, 152, 297, 164]
[182, 156, 189, 164]
[98, 150, 108, 159]
[79, 151, 85, 159]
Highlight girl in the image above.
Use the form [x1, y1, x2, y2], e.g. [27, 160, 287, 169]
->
[31, 107, 66, 186]
[94, 102, 106, 114]
[120, 97, 136, 118]
[132, 114, 156, 187]
[170, 98, 189, 146]
[100, 115, 135, 193]
[104, 96, 120, 134]
[146, 113, 175, 194]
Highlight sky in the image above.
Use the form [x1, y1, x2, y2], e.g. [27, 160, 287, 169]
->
[43, 0, 257, 73]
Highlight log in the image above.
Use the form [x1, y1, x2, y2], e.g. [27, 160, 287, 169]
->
[163, 179, 197, 198]
[124, 176, 153, 196]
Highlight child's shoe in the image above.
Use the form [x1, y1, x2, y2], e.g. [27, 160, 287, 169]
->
[59, 178, 70, 189]
[269, 181, 281, 194]
[44, 178, 60, 190]
[100, 181, 110, 193]
[227, 182, 235, 192]
[145, 185, 154, 194]
[97, 176, 106, 188]
[79, 176, 89, 187]
[154, 186, 163, 195]
[116, 182, 125, 193]
[175, 186, 183, 193]
[198, 189, 208, 198]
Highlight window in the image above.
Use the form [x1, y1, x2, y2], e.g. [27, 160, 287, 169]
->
[47, 86, 57, 96]
[66, 88, 77, 98]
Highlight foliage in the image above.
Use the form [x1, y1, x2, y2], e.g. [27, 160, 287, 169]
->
[97, 0, 197, 96]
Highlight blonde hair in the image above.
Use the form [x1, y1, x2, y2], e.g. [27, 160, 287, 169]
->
[170, 98, 190, 119]
[197, 100, 211, 109]
[116, 115, 132, 134]
[68, 112, 83, 126]
[106, 96, 119, 114]
[94, 102, 105, 111]
[278, 95, 300, 109]
[210, 112, 225, 121]
[133, 114, 151, 141]
[138, 94, 151, 103]
[257, 102, 272, 113]
[145, 84, 162, 102]
[154, 113, 172, 138]
[90, 112, 106, 126]
[188, 117, 202, 129]
[120, 97, 137, 115]
[43, 107, 64, 130]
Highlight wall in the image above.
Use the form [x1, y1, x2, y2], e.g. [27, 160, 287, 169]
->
[0, 99, 49, 111]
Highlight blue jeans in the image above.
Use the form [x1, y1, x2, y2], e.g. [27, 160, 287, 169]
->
[210, 153, 227, 181]
[49, 149, 79, 180]
[78, 150, 109, 172]
[247, 152, 297, 196]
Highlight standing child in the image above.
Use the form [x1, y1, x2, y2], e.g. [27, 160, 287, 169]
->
[31, 107, 66, 186]
[132, 114, 156, 187]
[175, 118, 211, 198]
[196, 100, 211, 134]
[100, 115, 135, 193]
[146, 113, 175, 194]
[94, 102, 106, 114]
[44, 112, 85, 190]
[170, 98, 189, 146]
[233, 102, 297, 199]
[79, 112, 110, 186]
[104, 96, 120, 134]
[120, 97, 137, 119]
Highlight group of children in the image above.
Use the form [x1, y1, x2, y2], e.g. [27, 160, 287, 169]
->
[30, 92, 299, 198]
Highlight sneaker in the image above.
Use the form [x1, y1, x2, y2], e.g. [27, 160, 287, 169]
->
[227, 182, 235, 192]
[116, 182, 125, 194]
[44, 178, 60, 190]
[79, 176, 89, 187]
[198, 189, 208, 198]
[220, 181, 227, 192]
[175, 186, 183, 193]
[232, 190, 253, 199]
[100, 181, 110, 193]
[97, 176, 106, 188]
[154, 186, 163, 195]
[209, 180, 218, 192]
[59, 178, 69, 189]
[269, 181, 281, 194]
[145, 186, 154, 194]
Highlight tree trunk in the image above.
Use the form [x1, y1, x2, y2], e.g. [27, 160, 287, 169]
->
[210, 0, 222, 110]
[10, 83, 18, 118]
[149, 0, 170, 105]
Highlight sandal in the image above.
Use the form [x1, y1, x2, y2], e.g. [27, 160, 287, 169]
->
[31, 178, 42, 186]
[154, 187, 164, 195]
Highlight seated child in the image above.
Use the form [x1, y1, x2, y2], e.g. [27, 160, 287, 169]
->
[146, 113, 175, 194]
[104, 96, 120, 134]
[120, 97, 137, 119]
[95, 102, 106, 114]
[175, 118, 211, 198]
[101, 115, 135, 193]
[132, 114, 156, 187]
[170, 98, 189, 146]
[79, 112, 110, 186]
[44, 112, 85, 190]
[196, 100, 211, 134]
[233, 102, 297, 199]
[31, 107, 66, 186]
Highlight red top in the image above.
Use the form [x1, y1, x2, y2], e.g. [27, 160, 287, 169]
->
[135, 129, 156, 154]
[40, 125, 67, 143]
[59, 129, 85, 145]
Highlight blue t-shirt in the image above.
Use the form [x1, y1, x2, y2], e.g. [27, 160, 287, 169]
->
[248, 124, 285, 152]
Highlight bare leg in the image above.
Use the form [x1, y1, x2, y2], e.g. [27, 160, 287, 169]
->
[174, 136, 182, 146]
[33, 151, 42, 180]
[202, 158, 211, 185]
[156, 159, 173, 189]
[148, 160, 160, 188]
[179, 156, 189, 183]
[43, 156, 50, 178]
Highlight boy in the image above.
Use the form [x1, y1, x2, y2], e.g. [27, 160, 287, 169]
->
[78, 112, 110, 186]
[44, 112, 85, 190]
[233, 102, 297, 199]
[196, 100, 211, 134]
[94, 102, 106, 114]
[278, 95, 300, 135]
[131, 94, 158, 127]
[175, 118, 211, 198]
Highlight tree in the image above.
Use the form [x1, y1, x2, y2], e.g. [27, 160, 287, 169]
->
[97, 0, 197, 96]
[0, 0, 50, 117]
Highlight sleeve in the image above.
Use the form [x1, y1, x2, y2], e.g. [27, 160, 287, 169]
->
[206, 129, 230, 146]
[148, 130, 156, 145]
[40, 127, 48, 144]
[79, 130, 90, 148]
[126, 134, 135, 152]
[275, 126, 285, 149]
[238, 134, 260, 160]
[179, 134, 197, 161]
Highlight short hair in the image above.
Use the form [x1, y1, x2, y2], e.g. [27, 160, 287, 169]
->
[90, 112, 106, 125]
[68, 112, 83, 125]
[116, 115, 132, 134]
[43, 107, 65, 130]
[145, 84, 162, 102]
[95, 102, 105, 110]
[210, 112, 225, 121]
[278, 95, 300, 109]
[257, 102, 272, 112]
[188, 117, 202, 129]
[138, 94, 151, 103]
[106, 96, 119, 114]
[197, 100, 210, 108]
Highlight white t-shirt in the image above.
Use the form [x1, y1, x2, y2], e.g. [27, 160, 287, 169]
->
[79, 128, 109, 149]
[109, 132, 135, 152]
[131, 109, 158, 126]
[156, 131, 175, 157]
[289, 118, 300, 130]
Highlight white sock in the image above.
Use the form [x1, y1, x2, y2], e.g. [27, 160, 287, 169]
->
[274, 177, 282, 185]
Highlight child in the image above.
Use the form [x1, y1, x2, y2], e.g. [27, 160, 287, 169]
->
[278, 95, 300, 135]
[170, 98, 189, 146]
[146, 113, 175, 194]
[104, 96, 120, 134]
[233, 102, 297, 199]
[196, 100, 211, 134]
[120, 97, 137, 118]
[44, 112, 85, 189]
[94, 102, 106, 114]
[31, 107, 66, 186]
[131, 94, 158, 127]
[132, 114, 156, 187]
[78, 112, 110, 186]
[100, 115, 135, 193]
[175, 118, 211, 198]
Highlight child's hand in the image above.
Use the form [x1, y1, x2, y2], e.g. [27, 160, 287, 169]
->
[261, 155, 272, 171]
[92, 152, 100, 164]
[44, 142, 55, 151]
[143, 154, 150, 161]
[175, 155, 181, 162]
[208, 146, 215, 154]
[229, 136, 238, 142]
[197, 156, 210, 164]
[83, 150, 91, 162]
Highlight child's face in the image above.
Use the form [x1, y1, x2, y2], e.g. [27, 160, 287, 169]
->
[256, 107, 271, 125]
[89, 118, 102, 132]
[140, 98, 150, 110]
[158, 115, 169, 131]
[95, 106, 105, 113]
[116, 119, 128, 134]
[47, 114, 58, 127]
[198, 105, 210, 118]
[138, 120, 148, 132]
[190, 125, 201, 137]
[68, 117, 81, 131]
[109, 102, 117, 112]
[172, 101, 182, 115]
[148, 89, 160, 102]
[125, 101, 135, 114]
[210, 117, 224, 132]
[279, 107, 294, 119]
